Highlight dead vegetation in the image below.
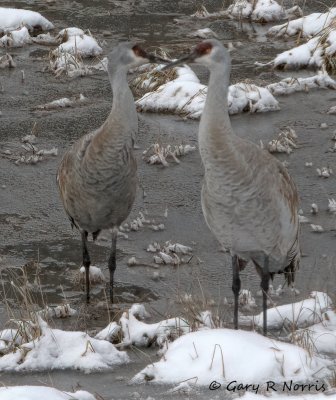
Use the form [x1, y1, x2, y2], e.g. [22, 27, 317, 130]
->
[1, 122, 58, 165]
[267, 127, 298, 154]
[129, 54, 176, 99]
[142, 143, 196, 166]
[0, 53, 16, 68]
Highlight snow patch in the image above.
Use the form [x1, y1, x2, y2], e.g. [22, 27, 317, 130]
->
[120, 309, 190, 347]
[136, 64, 279, 119]
[268, 9, 336, 38]
[0, 26, 31, 47]
[0, 386, 95, 400]
[227, 0, 286, 23]
[95, 322, 121, 342]
[132, 328, 330, 385]
[239, 289, 257, 311]
[189, 28, 218, 39]
[35, 94, 88, 110]
[0, 7, 54, 33]
[55, 27, 102, 57]
[291, 309, 336, 356]
[0, 318, 128, 372]
[264, 18, 336, 71]
[328, 198, 336, 213]
[267, 73, 336, 95]
[79, 265, 105, 284]
[50, 52, 93, 78]
[36, 304, 77, 319]
[240, 292, 332, 330]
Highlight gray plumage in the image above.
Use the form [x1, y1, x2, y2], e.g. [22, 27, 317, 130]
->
[165, 40, 300, 335]
[57, 42, 162, 303]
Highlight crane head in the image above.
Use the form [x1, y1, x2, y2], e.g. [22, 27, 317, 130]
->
[162, 39, 229, 70]
[108, 42, 170, 71]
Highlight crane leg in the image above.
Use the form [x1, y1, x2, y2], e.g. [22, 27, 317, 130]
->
[108, 228, 118, 303]
[261, 255, 270, 336]
[232, 255, 241, 330]
[82, 231, 91, 304]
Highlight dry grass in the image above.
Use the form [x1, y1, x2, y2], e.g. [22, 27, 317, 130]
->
[130, 67, 177, 99]
[0, 264, 45, 352]
[328, 369, 336, 388]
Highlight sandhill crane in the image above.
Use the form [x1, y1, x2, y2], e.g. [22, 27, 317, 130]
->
[57, 42, 166, 304]
[164, 40, 300, 335]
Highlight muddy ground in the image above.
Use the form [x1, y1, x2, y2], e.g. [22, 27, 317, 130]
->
[0, 0, 336, 399]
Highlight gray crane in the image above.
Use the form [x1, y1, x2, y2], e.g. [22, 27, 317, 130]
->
[57, 42, 166, 304]
[164, 40, 300, 335]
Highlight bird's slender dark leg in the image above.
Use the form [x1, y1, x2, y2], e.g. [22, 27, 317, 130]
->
[261, 255, 270, 336]
[108, 229, 118, 303]
[232, 255, 241, 330]
[82, 230, 91, 304]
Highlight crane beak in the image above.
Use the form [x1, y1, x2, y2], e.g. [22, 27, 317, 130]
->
[132, 45, 172, 64]
[146, 53, 172, 64]
[161, 51, 197, 71]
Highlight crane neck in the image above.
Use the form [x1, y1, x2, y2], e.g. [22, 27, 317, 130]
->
[207, 61, 231, 127]
[91, 64, 138, 151]
[108, 66, 135, 122]
[86, 65, 136, 162]
[199, 60, 233, 155]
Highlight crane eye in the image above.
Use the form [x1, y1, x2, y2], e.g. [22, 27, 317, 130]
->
[132, 44, 147, 58]
[195, 42, 213, 56]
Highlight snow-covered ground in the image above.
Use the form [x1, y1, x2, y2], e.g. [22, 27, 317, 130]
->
[0, 318, 128, 372]
[136, 64, 280, 118]
[0, 26, 32, 47]
[49, 52, 93, 78]
[261, 8, 336, 70]
[241, 394, 336, 400]
[188, 27, 218, 39]
[0, 294, 334, 391]
[132, 328, 331, 385]
[267, 73, 336, 95]
[120, 310, 190, 347]
[48, 28, 102, 77]
[79, 265, 105, 283]
[291, 309, 336, 356]
[226, 0, 286, 23]
[36, 304, 77, 319]
[240, 291, 333, 330]
[1, 5, 336, 393]
[35, 94, 88, 110]
[95, 321, 121, 341]
[0, 386, 95, 400]
[0, 8, 102, 63]
[136, 63, 336, 119]
[0, 7, 54, 33]
[55, 27, 102, 57]
[190, 1, 301, 23]
[268, 8, 336, 38]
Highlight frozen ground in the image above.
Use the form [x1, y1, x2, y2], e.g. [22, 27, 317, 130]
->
[1, 0, 336, 399]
